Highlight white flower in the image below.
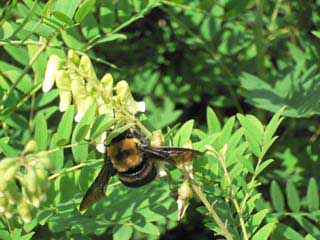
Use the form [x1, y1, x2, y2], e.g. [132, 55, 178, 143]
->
[42, 55, 61, 93]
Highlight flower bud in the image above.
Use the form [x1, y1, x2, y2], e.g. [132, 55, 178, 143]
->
[43, 55, 61, 93]
[31, 196, 40, 208]
[115, 80, 146, 115]
[0, 158, 16, 171]
[177, 181, 193, 220]
[55, 70, 72, 112]
[74, 96, 94, 122]
[23, 140, 38, 155]
[37, 151, 52, 170]
[101, 73, 113, 100]
[18, 197, 32, 223]
[26, 167, 37, 194]
[96, 132, 107, 153]
[4, 165, 17, 182]
[0, 192, 7, 213]
[80, 55, 97, 82]
[150, 130, 164, 147]
[5, 211, 13, 219]
[178, 180, 193, 200]
[67, 50, 80, 66]
[35, 165, 48, 182]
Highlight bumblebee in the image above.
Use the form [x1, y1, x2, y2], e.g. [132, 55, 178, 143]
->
[79, 128, 201, 212]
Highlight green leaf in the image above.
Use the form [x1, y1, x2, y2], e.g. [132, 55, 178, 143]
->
[252, 222, 277, 240]
[134, 222, 160, 235]
[71, 105, 96, 162]
[0, 140, 19, 157]
[34, 113, 48, 150]
[113, 225, 133, 240]
[4, 45, 29, 66]
[307, 178, 319, 211]
[292, 215, 320, 237]
[53, 0, 81, 18]
[240, 68, 320, 118]
[263, 107, 284, 146]
[250, 209, 270, 233]
[311, 30, 320, 39]
[237, 114, 264, 144]
[219, 116, 235, 145]
[237, 114, 262, 158]
[72, 104, 96, 143]
[207, 107, 221, 134]
[286, 181, 300, 212]
[0, 21, 14, 39]
[272, 223, 304, 240]
[94, 33, 127, 45]
[49, 134, 64, 171]
[105, 124, 134, 145]
[11, 228, 35, 240]
[61, 27, 86, 50]
[34, 89, 59, 108]
[75, 124, 91, 142]
[270, 180, 285, 212]
[238, 154, 254, 173]
[255, 159, 274, 177]
[52, 11, 74, 25]
[75, 0, 96, 23]
[0, 230, 10, 240]
[56, 106, 75, 146]
[305, 235, 317, 240]
[90, 114, 116, 139]
[173, 120, 194, 146]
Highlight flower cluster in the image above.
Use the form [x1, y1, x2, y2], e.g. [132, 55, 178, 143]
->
[0, 141, 51, 223]
[42, 50, 145, 122]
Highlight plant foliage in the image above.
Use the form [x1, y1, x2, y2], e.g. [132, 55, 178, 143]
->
[0, 0, 319, 239]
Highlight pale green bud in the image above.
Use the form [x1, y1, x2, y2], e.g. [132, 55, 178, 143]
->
[0, 158, 16, 171]
[178, 180, 193, 200]
[26, 167, 37, 194]
[23, 140, 38, 155]
[35, 165, 48, 182]
[4, 211, 13, 219]
[37, 151, 52, 170]
[75, 96, 94, 122]
[80, 55, 97, 82]
[0, 192, 7, 213]
[18, 197, 32, 223]
[55, 70, 72, 112]
[67, 50, 80, 66]
[101, 73, 113, 100]
[4, 165, 17, 182]
[71, 78, 87, 100]
[151, 130, 164, 147]
[43, 55, 61, 93]
[31, 196, 40, 208]
[115, 80, 146, 115]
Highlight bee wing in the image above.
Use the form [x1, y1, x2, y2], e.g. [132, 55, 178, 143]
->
[138, 145, 203, 165]
[79, 161, 116, 212]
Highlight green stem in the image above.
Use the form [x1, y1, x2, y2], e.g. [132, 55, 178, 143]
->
[182, 167, 234, 240]
[48, 159, 104, 180]
[1, 41, 48, 104]
[135, 119, 152, 138]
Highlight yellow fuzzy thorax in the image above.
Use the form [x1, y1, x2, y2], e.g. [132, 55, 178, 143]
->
[107, 138, 143, 172]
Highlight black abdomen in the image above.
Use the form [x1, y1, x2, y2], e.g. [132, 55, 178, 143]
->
[118, 159, 157, 187]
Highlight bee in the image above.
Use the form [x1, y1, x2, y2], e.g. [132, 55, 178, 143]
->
[79, 128, 202, 212]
